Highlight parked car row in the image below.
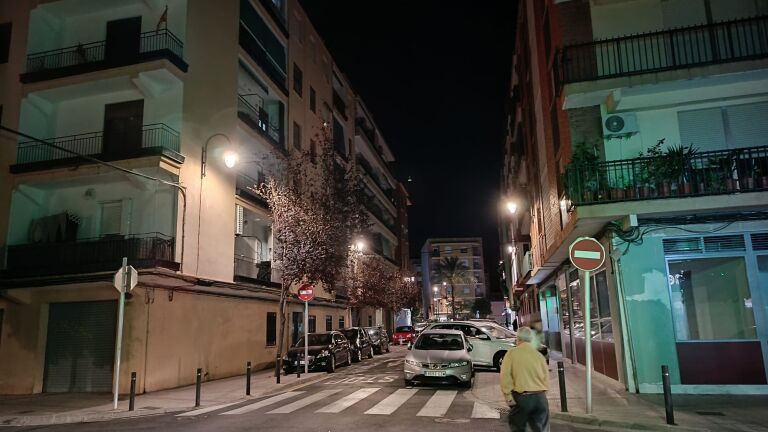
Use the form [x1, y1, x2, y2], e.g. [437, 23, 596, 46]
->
[283, 326, 390, 374]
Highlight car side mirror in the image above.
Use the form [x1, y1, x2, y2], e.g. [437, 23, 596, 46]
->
[467, 344, 473, 352]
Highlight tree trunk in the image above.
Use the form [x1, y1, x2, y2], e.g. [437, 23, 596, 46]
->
[450, 282, 456, 320]
[274, 280, 288, 382]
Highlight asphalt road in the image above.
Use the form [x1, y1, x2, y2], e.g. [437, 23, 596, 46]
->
[15, 346, 600, 432]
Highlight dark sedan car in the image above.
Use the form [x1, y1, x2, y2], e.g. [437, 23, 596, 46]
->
[365, 326, 390, 354]
[341, 327, 374, 362]
[283, 331, 351, 373]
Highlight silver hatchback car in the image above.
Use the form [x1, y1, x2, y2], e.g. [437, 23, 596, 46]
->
[403, 329, 473, 388]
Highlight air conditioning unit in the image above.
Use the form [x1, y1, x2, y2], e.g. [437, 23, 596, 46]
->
[602, 112, 638, 138]
[235, 204, 244, 236]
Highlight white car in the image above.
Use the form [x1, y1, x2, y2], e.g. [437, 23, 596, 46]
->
[403, 329, 474, 388]
[424, 321, 516, 370]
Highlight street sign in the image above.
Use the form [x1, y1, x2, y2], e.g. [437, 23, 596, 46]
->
[568, 237, 606, 271]
[113, 266, 138, 293]
[298, 284, 314, 302]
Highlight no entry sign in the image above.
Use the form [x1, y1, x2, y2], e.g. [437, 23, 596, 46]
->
[568, 237, 606, 272]
[298, 284, 314, 302]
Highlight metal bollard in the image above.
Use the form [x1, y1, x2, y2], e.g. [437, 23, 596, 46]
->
[129, 372, 137, 411]
[246, 361, 252, 396]
[557, 361, 568, 412]
[661, 365, 675, 425]
[195, 368, 202, 407]
[297, 356, 301, 378]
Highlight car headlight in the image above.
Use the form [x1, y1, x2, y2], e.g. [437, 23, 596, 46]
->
[317, 350, 331, 357]
[448, 361, 469, 368]
[405, 359, 420, 366]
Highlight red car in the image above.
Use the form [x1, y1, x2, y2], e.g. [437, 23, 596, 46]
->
[391, 325, 416, 345]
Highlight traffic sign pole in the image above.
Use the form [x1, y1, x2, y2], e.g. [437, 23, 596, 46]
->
[113, 257, 128, 410]
[304, 300, 309, 375]
[584, 269, 592, 415]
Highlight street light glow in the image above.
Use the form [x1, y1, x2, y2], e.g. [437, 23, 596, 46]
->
[507, 245, 514, 253]
[223, 151, 239, 168]
[355, 240, 365, 252]
[506, 201, 517, 214]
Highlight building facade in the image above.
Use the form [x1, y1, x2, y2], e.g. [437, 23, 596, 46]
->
[420, 238, 487, 320]
[502, 0, 768, 395]
[0, 0, 407, 395]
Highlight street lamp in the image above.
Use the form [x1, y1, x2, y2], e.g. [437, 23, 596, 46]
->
[505, 201, 517, 214]
[201, 133, 238, 178]
[355, 240, 366, 253]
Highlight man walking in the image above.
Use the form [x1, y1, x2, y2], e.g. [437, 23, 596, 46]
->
[500, 326, 550, 432]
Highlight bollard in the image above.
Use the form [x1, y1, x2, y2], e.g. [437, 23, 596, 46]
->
[195, 368, 202, 407]
[246, 361, 252, 396]
[557, 361, 568, 413]
[129, 372, 137, 411]
[661, 365, 675, 425]
[297, 355, 301, 378]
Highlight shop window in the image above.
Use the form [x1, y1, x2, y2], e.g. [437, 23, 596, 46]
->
[266, 312, 276, 346]
[668, 257, 756, 340]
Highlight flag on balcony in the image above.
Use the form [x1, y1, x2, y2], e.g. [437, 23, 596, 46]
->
[156, 5, 168, 31]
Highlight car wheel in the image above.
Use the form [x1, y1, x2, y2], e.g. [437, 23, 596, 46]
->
[493, 352, 506, 372]
[368, 346, 374, 359]
[352, 349, 361, 363]
[404, 379, 414, 387]
[327, 355, 336, 373]
[346, 349, 352, 366]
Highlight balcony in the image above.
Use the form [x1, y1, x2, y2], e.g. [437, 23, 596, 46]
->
[564, 145, 768, 206]
[234, 256, 276, 286]
[363, 195, 398, 234]
[4, 233, 178, 278]
[11, 123, 183, 173]
[356, 154, 395, 202]
[558, 15, 768, 85]
[239, 25, 287, 94]
[21, 29, 187, 83]
[236, 173, 268, 208]
[237, 95, 284, 152]
[333, 90, 348, 120]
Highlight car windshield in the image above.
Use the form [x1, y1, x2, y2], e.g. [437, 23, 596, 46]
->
[367, 329, 379, 337]
[296, 334, 331, 346]
[396, 326, 414, 333]
[415, 333, 465, 351]
[479, 325, 516, 339]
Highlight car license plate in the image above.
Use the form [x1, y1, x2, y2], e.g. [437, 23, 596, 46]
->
[424, 371, 446, 377]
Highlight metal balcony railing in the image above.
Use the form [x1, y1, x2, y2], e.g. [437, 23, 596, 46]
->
[239, 25, 287, 92]
[564, 145, 768, 205]
[4, 233, 177, 277]
[558, 15, 768, 84]
[234, 256, 272, 284]
[333, 90, 348, 120]
[25, 29, 184, 74]
[237, 95, 284, 150]
[14, 123, 181, 165]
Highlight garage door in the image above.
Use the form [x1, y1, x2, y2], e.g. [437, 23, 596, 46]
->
[43, 300, 117, 393]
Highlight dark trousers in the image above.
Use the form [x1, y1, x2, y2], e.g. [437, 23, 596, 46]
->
[507, 392, 549, 432]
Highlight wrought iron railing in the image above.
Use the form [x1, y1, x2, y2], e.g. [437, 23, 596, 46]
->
[5, 233, 177, 277]
[15, 123, 181, 165]
[333, 89, 348, 120]
[559, 15, 768, 84]
[239, 25, 287, 91]
[234, 256, 272, 284]
[564, 145, 768, 205]
[237, 95, 284, 149]
[25, 29, 184, 73]
[355, 118, 376, 146]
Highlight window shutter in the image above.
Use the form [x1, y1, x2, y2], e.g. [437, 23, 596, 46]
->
[678, 108, 726, 152]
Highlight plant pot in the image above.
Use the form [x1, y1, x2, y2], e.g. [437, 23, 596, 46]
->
[680, 182, 693, 195]
[640, 186, 653, 198]
[582, 191, 595, 203]
[760, 176, 768, 188]
[610, 188, 625, 200]
[741, 177, 755, 190]
[725, 178, 737, 191]
[657, 182, 671, 197]
[625, 187, 638, 199]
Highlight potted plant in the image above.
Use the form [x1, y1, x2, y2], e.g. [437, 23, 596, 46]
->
[564, 142, 600, 203]
[756, 164, 768, 189]
[664, 144, 699, 196]
[637, 139, 666, 198]
[609, 173, 632, 200]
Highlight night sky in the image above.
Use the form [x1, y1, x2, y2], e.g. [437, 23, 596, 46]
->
[302, 1, 517, 294]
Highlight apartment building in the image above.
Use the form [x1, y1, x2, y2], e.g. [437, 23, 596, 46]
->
[420, 238, 487, 320]
[0, 0, 407, 395]
[502, 0, 768, 395]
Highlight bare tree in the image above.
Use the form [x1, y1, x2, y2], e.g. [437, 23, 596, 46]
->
[258, 126, 368, 382]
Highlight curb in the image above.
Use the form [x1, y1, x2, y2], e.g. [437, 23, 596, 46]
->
[0, 373, 330, 426]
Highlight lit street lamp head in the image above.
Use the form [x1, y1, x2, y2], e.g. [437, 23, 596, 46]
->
[506, 201, 517, 214]
[223, 151, 239, 169]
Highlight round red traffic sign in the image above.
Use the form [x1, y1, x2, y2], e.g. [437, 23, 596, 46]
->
[297, 284, 314, 302]
[568, 237, 606, 272]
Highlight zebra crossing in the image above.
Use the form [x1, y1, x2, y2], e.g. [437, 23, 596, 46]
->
[177, 387, 501, 420]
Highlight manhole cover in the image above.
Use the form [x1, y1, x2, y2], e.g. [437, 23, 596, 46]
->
[696, 411, 725, 416]
[434, 418, 471, 424]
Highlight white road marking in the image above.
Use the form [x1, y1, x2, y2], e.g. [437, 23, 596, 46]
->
[316, 387, 380, 413]
[471, 402, 500, 418]
[266, 389, 342, 414]
[176, 400, 243, 417]
[365, 388, 419, 415]
[416, 390, 457, 417]
[220, 391, 304, 415]
[574, 250, 601, 259]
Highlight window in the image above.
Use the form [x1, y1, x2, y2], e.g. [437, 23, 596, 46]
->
[668, 257, 756, 340]
[293, 63, 303, 96]
[445, 246, 453, 254]
[338, 316, 345, 329]
[0, 23, 10, 64]
[460, 248, 468, 254]
[266, 312, 276, 346]
[463, 287, 470, 295]
[292, 122, 301, 150]
[325, 315, 332, 331]
[309, 87, 316, 113]
[308, 315, 316, 333]
[100, 201, 123, 236]
[678, 102, 768, 152]
[332, 117, 346, 155]
[367, 315, 373, 327]
[291, 311, 302, 345]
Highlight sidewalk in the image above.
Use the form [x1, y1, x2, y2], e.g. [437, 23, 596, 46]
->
[0, 367, 329, 426]
[471, 354, 768, 432]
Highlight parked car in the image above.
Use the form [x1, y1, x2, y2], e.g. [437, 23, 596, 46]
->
[424, 321, 516, 371]
[283, 331, 351, 373]
[404, 329, 473, 388]
[365, 326, 390, 354]
[341, 327, 374, 362]
[413, 322, 430, 334]
[391, 325, 417, 345]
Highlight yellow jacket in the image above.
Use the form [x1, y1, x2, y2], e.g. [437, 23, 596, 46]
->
[499, 342, 548, 401]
